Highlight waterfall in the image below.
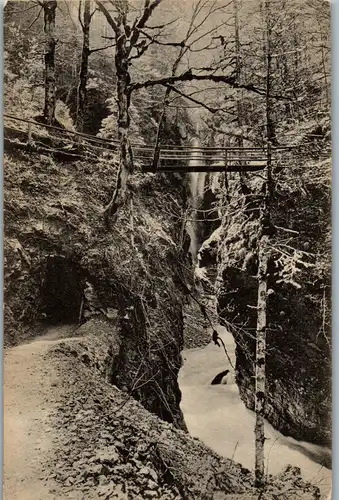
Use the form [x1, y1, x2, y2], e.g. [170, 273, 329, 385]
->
[186, 138, 206, 265]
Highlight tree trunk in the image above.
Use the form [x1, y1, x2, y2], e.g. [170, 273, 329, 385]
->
[43, 0, 57, 125]
[254, 235, 268, 488]
[104, 31, 133, 222]
[254, 0, 273, 488]
[234, 0, 248, 194]
[264, 0, 275, 147]
[234, 0, 242, 143]
[254, 155, 271, 489]
[76, 0, 91, 132]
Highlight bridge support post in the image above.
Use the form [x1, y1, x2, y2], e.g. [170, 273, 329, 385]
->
[27, 123, 33, 145]
[152, 145, 161, 171]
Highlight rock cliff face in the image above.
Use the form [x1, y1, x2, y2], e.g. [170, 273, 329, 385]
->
[4, 145, 193, 430]
[4, 123, 331, 447]
[217, 263, 331, 446]
[196, 159, 331, 446]
[42, 319, 320, 500]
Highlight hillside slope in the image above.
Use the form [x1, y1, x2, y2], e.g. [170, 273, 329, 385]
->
[4, 320, 321, 500]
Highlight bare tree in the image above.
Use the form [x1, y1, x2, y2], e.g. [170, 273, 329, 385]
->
[254, 0, 274, 488]
[76, 0, 116, 132]
[93, 0, 287, 223]
[42, 0, 57, 124]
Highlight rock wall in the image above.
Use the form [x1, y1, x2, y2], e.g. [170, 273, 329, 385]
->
[216, 161, 331, 445]
[4, 145, 193, 430]
[193, 162, 331, 446]
[217, 263, 331, 446]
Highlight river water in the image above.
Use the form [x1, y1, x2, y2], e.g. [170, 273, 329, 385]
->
[178, 325, 332, 499]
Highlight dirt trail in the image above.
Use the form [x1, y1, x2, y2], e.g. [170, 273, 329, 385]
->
[3, 326, 79, 500]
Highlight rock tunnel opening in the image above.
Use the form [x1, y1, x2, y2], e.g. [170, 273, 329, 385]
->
[40, 255, 84, 324]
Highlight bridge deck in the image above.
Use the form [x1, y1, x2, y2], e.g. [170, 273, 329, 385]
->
[4, 114, 299, 173]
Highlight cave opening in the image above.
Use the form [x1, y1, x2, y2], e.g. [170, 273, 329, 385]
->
[40, 255, 84, 325]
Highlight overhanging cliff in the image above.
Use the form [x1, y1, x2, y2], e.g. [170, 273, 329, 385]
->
[4, 145, 194, 430]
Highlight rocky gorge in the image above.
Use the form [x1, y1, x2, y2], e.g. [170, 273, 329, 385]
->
[3, 0, 331, 496]
[3, 128, 331, 498]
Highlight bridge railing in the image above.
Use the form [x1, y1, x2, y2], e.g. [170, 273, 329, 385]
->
[4, 113, 121, 158]
[4, 114, 329, 172]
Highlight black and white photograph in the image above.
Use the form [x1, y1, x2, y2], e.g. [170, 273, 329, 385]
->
[2, 0, 332, 498]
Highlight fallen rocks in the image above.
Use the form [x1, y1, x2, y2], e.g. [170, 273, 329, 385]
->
[43, 330, 320, 500]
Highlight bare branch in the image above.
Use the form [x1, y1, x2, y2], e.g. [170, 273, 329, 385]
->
[168, 95, 236, 116]
[131, 70, 291, 100]
[139, 29, 184, 48]
[210, 125, 256, 144]
[24, 5, 43, 30]
[275, 225, 299, 235]
[89, 6, 99, 20]
[9, 2, 41, 13]
[128, 40, 150, 61]
[89, 42, 116, 53]
[188, 17, 234, 48]
[129, 0, 163, 48]
[164, 84, 221, 114]
[143, 17, 179, 30]
[94, 0, 119, 33]
[78, 0, 84, 29]
[186, 0, 233, 44]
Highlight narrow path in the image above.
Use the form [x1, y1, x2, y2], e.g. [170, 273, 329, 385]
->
[3, 326, 79, 500]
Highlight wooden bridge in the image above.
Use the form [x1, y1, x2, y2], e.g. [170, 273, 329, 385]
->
[4, 114, 297, 173]
[135, 145, 269, 172]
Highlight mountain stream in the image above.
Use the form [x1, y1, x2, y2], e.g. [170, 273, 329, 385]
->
[178, 325, 332, 499]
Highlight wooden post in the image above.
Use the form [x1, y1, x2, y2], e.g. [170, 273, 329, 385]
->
[152, 144, 161, 171]
[27, 122, 32, 144]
